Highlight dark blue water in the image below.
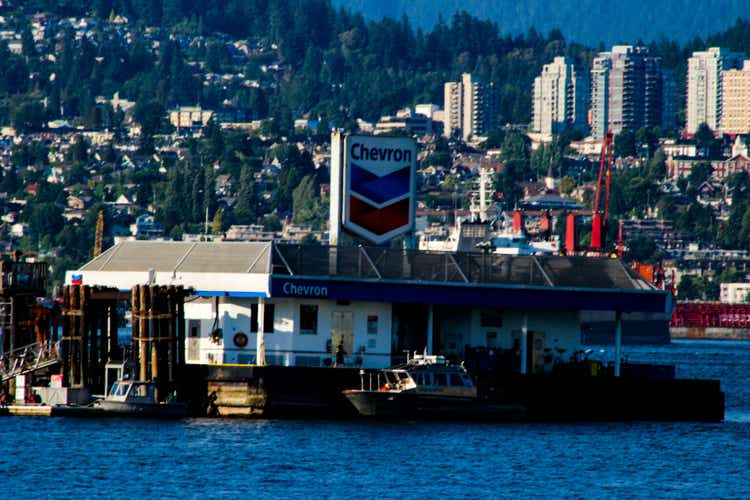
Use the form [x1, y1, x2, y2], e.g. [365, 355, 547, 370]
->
[2, 340, 749, 498]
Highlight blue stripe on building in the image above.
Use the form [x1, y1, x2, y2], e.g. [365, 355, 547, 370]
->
[271, 276, 670, 314]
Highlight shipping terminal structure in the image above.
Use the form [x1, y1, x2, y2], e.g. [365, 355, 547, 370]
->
[61, 240, 724, 421]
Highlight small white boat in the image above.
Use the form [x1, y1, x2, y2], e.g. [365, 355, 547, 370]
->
[93, 380, 187, 418]
[55, 380, 187, 419]
[343, 353, 526, 420]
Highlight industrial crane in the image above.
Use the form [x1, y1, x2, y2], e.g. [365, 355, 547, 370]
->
[590, 131, 614, 251]
[563, 131, 614, 256]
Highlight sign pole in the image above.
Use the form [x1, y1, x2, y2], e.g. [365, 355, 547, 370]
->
[329, 130, 344, 247]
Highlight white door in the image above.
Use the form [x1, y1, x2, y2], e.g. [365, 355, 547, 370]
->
[331, 311, 353, 361]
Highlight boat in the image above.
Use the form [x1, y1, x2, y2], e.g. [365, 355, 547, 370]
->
[54, 380, 187, 419]
[342, 353, 526, 420]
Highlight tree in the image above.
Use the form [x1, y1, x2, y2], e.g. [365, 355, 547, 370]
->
[292, 175, 326, 228]
[677, 275, 703, 300]
[694, 123, 716, 152]
[28, 203, 64, 245]
[627, 235, 659, 262]
[688, 162, 713, 188]
[233, 166, 256, 223]
[614, 130, 636, 158]
[558, 175, 575, 196]
[211, 208, 224, 234]
[299, 232, 320, 245]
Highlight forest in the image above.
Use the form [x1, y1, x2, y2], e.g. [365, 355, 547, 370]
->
[8, 1, 750, 134]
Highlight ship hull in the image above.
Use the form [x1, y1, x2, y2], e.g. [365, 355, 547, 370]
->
[343, 390, 526, 420]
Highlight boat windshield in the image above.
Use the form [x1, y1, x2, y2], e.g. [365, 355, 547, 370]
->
[109, 383, 128, 397]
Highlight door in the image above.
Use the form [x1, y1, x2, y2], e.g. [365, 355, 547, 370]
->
[527, 331, 545, 374]
[187, 320, 201, 363]
[331, 311, 353, 361]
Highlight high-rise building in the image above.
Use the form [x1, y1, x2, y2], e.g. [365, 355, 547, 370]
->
[686, 47, 743, 134]
[590, 46, 665, 139]
[721, 60, 750, 135]
[443, 73, 498, 140]
[662, 69, 677, 132]
[532, 57, 589, 135]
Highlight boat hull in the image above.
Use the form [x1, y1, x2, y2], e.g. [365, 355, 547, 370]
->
[53, 401, 187, 419]
[343, 390, 526, 421]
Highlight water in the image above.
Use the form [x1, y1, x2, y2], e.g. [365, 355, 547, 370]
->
[2, 340, 749, 498]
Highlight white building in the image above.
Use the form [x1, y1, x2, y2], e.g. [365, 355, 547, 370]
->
[443, 73, 498, 141]
[686, 47, 743, 134]
[67, 241, 670, 373]
[720, 283, 750, 304]
[532, 57, 588, 136]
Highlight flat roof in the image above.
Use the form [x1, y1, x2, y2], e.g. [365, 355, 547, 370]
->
[73, 242, 669, 313]
[81, 241, 271, 274]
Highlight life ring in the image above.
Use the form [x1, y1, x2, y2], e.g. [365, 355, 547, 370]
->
[233, 332, 248, 348]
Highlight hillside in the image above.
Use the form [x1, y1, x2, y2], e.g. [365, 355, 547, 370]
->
[337, 0, 749, 46]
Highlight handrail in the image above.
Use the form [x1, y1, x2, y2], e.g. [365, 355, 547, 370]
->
[0, 340, 61, 381]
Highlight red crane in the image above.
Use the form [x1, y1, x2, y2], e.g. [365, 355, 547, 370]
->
[591, 131, 614, 251]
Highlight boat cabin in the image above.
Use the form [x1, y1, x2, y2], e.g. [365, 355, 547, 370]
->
[106, 380, 157, 403]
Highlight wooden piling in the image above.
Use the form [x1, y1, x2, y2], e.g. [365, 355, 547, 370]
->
[79, 285, 89, 389]
[167, 286, 175, 384]
[139, 284, 148, 382]
[177, 290, 185, 368]
[61, 286, 70, 386]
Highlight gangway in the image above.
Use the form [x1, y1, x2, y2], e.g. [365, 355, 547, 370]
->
[0, 340, 61, 382]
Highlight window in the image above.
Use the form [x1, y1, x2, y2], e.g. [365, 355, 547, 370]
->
[188, 320, 200, 338]
[433, 373, 447, 386]
[367, 315, 378, 334]
[299, 305, 318, 334]
[250, 303, 275, 333]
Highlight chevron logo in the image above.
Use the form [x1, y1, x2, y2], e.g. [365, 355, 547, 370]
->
[342, 135, 416, 244]
[349, 196, 410, 235]
[350, 162, 411, 205]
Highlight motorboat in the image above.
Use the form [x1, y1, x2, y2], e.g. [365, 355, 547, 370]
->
[343, 353, 526, 420]
[54, 380, 187, 418]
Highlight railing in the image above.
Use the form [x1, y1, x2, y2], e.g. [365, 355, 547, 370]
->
[0, 340, 61, 381]
[273, 244, 648, 290]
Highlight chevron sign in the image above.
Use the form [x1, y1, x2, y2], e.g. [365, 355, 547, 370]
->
[343, 135, 417, 244]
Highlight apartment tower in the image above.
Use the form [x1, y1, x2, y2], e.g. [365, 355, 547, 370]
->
[443, 73, 498, 141]
[532, 56, 589, 135]
[590, 46, 664, 139]
[721, 60, 750, 135]
[686, 47, 743, 134]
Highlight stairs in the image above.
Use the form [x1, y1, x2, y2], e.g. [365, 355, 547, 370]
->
[1, 341, 61, 382]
